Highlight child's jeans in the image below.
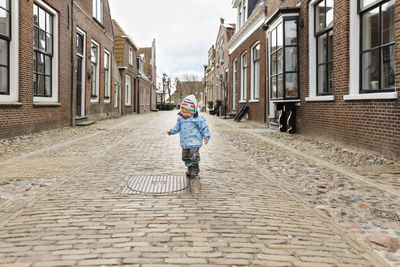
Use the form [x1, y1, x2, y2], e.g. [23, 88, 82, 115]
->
[182, 148, 200, 171]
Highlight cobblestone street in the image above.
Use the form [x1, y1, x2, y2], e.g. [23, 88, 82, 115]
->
[0, 111, 399, 266]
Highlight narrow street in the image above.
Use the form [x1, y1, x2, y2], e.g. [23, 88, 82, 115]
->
[0, 111, 399, 266]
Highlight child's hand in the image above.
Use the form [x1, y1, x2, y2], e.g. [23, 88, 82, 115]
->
[167, 131, 171, 136]
[204, 139, 209, 145]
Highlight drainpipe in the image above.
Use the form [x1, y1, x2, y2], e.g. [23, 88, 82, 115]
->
[70, 0, 75, 126]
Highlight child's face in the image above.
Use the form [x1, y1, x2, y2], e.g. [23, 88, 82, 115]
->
[181, 108, 192, 118]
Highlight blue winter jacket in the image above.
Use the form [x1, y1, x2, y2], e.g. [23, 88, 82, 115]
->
[169, 112, 211, 149]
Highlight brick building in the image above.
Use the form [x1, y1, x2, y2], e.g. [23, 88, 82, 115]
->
[225, 0, 399, 158]
[214, 18, 236, 115]
[0, 0, 72, 138]
[138, 39, 157, 110]
[73, 0, 117, 123]
[227, 0, 267, 122]
[0, 0, 118, 139]
[112, 19, 139, 115]
[204, 45, 216, 108]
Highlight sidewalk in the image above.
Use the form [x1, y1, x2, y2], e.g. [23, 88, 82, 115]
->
[0, 111, 396, 266]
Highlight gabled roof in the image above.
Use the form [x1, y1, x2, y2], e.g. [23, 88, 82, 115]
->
[112, 19, 139, 50]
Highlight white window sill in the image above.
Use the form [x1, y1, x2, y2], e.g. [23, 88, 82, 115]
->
[249, 99, 259, 103]
[90, 97, 99, 103]
[271, 99, 301, 103]
[239, 100, 247, 103]
[125, 104, 132, 107]
[305, 95, 335, 102]
[0, 102, 23, 106]
[344, 92, 398, 101]
[104, 99, 111, 103]
[33, 102, 61, 107]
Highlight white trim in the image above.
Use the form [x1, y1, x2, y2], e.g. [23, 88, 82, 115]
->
[348, 0, 360, 97]
[239, 100, 247, 103]
[248, 100, 259, 103]
[129, 46, 133, 66]
[233, 58, 238, 110]
[305, 96, 335, 102]
[125, 75, 131, 106]
[0, 0, 18, 102]
[344, 92, 398, 101]
[76, 27, 86, 116]
[227, 4, 265, 54]
[104, 49, 111, 103]
[113, 82, 118, 108]
[90, 39, 100, 103]
[250, 41, 260, 101]
[271, 99, 300, 103]
[240, 51, 247, 101]
[33, 0, 59, 104]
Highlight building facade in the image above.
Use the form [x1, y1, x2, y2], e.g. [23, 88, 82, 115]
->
[214, 18, 236, 115]
[137, 55, 152, 113]
[138, 39, 157, 111]
[0, 0, 72, 138]
[112, 19, 139, 115]
[227, 0, 267, 122]
[73, 0, 117, 122]
[204, 45, 216, 108]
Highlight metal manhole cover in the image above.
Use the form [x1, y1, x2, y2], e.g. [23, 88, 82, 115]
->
[121, 176, 189, 195]
[371, 208, 400, 221]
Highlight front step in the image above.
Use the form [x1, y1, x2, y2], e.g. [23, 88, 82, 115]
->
[75, 116, 95, 126]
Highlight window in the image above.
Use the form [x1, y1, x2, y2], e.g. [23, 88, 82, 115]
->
[33, 3, 54, 98]
[233, 59, 238, 110]
[0, 0, 10, 95]
[93, 0, 103, 24]
[129, 46, 133, 65]
[90, 41, 99, 100]
[104, 50, 110, 101]
[269, 18, 299, 100]
[360, 0, 395, 92]
[242, 1, 247, 26]
[315, 0, 334, 95]
[251, 43, 260, 101]
[238, 3, 242, 28]
[240, 52, 247, 101]
[125, 75, 131, 105]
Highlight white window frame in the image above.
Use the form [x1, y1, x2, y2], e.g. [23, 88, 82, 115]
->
[242, 0, 247, 26]
[129, 46, 133, 66]
[90, 40, 100, 102]
[113, 82, 118, 108]
[93, 0, 103, 24]
[238, 2, 242, 29]
[125, 75, 131, 106]
[345, 0, 397, 101]
[250, 41, 260, 102]
[233, 59, 238, 110]
[306, 0, 335, 102]
[104, 49, 111, 103]
[33, 0, 59, 104]
[76, 27, 86, 116]
[0, 0, 18, 103]
[240, 51, 247, 102]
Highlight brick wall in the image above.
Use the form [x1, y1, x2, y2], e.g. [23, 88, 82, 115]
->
[229, 27, 266, 123]
[0, 0, 72, 139]
[264, 0, 400, 158]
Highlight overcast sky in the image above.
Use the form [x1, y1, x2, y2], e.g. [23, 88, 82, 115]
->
[108, 0, 236, 87]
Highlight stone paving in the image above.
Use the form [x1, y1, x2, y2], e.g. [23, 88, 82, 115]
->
[0, 111, 397, 266]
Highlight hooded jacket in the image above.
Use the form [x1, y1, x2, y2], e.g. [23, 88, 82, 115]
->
[169, 95, 211, 149]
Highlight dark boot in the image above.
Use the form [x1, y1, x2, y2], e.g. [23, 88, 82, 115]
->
[190, 164, 200, 176]
[186, 166, 192, 176]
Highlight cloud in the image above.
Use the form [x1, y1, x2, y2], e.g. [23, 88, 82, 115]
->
[109, 0, 236, 85]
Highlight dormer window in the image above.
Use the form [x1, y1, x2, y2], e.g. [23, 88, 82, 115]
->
[93, 0, 103, 24]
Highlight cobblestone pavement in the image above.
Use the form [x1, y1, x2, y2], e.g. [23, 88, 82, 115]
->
[0, 111, 397, 266]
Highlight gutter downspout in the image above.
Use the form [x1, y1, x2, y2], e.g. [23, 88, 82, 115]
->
[70, 0, 75, 126]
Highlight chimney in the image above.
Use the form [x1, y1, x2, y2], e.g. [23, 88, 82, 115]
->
[220, 17, 225, 24]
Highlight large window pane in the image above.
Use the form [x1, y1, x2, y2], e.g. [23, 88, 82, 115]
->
[277, 74, 283, 98]
[328, 31, 333, 61]
[0, 0, 9, 10]
[0, 8, 9, 37]
[317, 34, 327, 64]
[271, 77, 277, 99]
[0, 66, 7, 93]
[37, 75, 45, 96]
[286, 73, 298, 98]
[285, 47, 297, 72]
[326, 0, 334, 28]
[45, 55, 51, 75]
[317, 64, 327, 94]
[382, 0, 395, 45]
[277, 49, 283, 73]
[315, 1, 325, 32]
[271, 28, 276, 51]
[360, 0, 382, 9]
[37, 53, 45, 74]
[39, 7, 46, 30]
[33, 5, 38, 25]
[45, 76, 51, 96]
[362, 6, 379, 50]
[0, 38, 7, 65]
[381, 45, 395, 89]
[46, 33, 52, 54]
[271, 53, 276, 75]
[39, 30, 46, 51]
[361, 49, 379, 90]
[277, 23, 283, 49]
[285, 20, 297, 45]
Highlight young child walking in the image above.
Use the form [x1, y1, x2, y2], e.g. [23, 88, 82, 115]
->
[167, 95, 210, 177]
